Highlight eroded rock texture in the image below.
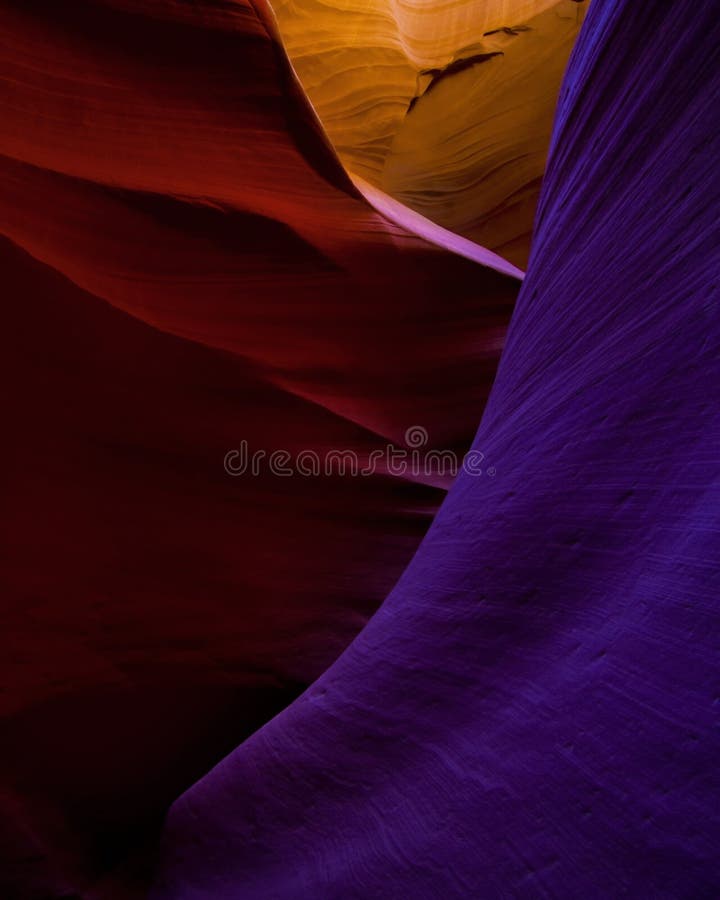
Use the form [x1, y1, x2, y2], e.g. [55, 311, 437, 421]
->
[0, 0, 520, 444]
[0, 0, 521, 895]
[273, 0, 588, 265]
[153, 0, 720, 896]
[2, 0, 718, 896]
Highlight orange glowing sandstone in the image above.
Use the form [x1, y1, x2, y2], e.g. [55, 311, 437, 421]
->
[272, 0, 589, 266]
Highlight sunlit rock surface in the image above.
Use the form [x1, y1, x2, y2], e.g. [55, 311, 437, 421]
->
[273, 0, 588, 265]
[153, 0, 720, 896]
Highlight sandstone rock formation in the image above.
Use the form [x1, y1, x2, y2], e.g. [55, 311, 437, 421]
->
[273, 0, 588, 265]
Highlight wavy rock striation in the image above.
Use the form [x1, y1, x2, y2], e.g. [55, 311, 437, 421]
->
[273, 0, 588, 265]
[0, 0, 521, 894]
[153, 0, 720, 896]
[0, 0, 521, 443]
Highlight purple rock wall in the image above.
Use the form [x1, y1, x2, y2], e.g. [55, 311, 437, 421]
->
[153, 0, 720, 895]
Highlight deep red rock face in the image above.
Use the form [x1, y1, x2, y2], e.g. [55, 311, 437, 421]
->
[0, 0, 520, 442]
[0, 0, 522, 894]
[2, 0, 719, 898]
